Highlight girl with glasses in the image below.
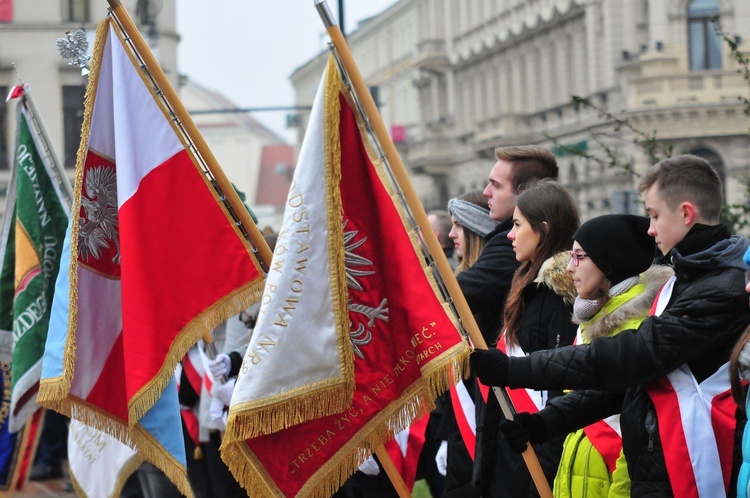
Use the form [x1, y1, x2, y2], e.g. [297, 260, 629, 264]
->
[490, 214, 672, 498]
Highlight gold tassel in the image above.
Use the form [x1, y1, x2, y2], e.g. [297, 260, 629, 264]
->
[225, 378, 353, 440]
[324, 54, 356, 401]
[128, 278, 265, 424]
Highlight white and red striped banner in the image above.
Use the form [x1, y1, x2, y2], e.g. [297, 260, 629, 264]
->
[582, 415, 622, 473]
[39, 17, 264, 425]
[645, 276, 734, 497]
[38, 15, 265, 494]
[384, 415, 430, 491]
[498, 338, 546, 414]
[573, 328, 624, 473]
[450, 380, 477, 459]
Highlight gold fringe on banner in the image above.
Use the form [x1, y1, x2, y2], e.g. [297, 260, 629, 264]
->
[36, 17, 109, 408]
[322, 52, 357, 420]
[128, 278, 264, 424]
[224, 377, 358, 441]
[220, 342, 469, 498]
[130, 424, 193, 497]
[69, 452, 144, 498]
[222, 55, 355, 441]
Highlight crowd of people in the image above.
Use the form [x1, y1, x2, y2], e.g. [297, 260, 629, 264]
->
[445, 145, 750, 498]
[321, 144, 750, 498]
[30, 146, 750, 498]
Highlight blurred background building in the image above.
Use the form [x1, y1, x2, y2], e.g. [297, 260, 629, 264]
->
[0, 0, 748, 226]
[291, 0, 750, 218]
[0, 0, 293, 230]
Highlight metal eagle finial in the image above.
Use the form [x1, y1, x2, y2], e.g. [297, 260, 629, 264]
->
[56, 30, 91, 74]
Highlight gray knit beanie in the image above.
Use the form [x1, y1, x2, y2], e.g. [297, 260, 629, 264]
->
[448, 198, 498, 238]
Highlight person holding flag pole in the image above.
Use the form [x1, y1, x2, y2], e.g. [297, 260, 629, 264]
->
[312, 2, 554, 497]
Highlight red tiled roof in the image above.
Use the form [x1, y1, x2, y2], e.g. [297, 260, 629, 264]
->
[255, 144, 296, 207]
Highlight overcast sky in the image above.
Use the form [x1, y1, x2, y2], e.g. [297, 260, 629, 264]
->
[176, 0, 399, 143]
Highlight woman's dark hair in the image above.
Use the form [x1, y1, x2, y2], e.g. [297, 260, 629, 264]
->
[501, 180, 580, 346]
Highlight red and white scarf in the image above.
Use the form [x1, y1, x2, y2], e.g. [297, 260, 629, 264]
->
[644, 276, 735, 497]
[496, 336, 547, 413]
[450, 380, 477, 459]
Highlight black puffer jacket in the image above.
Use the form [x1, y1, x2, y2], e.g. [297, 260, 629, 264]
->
[480, 252, 578, 497]
[507, 225, 750, 496]
[456, 219, 519, 345]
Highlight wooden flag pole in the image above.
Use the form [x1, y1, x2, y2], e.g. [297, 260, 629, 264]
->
[374, 447, 412, 498]
[314, 2, 553, 497]
[106, 0, 273, 271]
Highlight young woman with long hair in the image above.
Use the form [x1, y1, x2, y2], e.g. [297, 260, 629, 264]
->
[478, 180, 580, 497]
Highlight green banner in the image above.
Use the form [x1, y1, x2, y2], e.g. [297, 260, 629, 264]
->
[0, 104, 68, 432]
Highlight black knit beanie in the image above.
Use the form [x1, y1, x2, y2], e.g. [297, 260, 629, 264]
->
[573, 214, 655, 285]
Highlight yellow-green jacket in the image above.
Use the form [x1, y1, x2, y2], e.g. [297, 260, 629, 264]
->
[553, 265, 673, 498]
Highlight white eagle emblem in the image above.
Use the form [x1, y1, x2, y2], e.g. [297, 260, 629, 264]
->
[344, 221, 389, 360]
[78, 166, 120, 264]
[56, 30, 91, 70]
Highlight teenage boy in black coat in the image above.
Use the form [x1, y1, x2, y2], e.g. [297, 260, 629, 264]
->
[473, 155, 750, 496]
[453, 145, 559, 496]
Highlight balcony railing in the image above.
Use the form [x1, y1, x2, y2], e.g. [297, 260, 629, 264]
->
[415, 39, 448, 73]
[474, 114, 531, 147]
[629, 70, 746, 108]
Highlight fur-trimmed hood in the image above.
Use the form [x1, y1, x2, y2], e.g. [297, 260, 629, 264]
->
[533, 251, 577, 304]
[577, 265, 674, 341]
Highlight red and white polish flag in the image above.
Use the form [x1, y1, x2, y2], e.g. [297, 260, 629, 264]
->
[38, 16, 265, 450]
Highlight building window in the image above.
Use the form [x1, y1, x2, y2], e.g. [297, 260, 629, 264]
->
[687, 0, 722, 71]
[67, 0, 89, 23]
[62, 86, 85, 168]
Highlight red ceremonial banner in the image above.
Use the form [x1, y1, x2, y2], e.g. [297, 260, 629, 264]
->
[222, 56, 469, 498]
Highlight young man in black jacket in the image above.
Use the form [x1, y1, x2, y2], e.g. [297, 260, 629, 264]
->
[447, 145, 558, 497]
[473, 154, 750, 496]
[457, 145, 559, 345]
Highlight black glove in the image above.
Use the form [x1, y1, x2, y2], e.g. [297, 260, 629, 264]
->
[471, 347, 509, 387]
[498, 412, 547, 454]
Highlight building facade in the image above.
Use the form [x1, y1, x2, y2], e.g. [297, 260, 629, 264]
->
[0, 0, 178, 218]
[290, 0, 750, 218]
[181, 80, 292, 230]
[0, 0, 289, 224]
